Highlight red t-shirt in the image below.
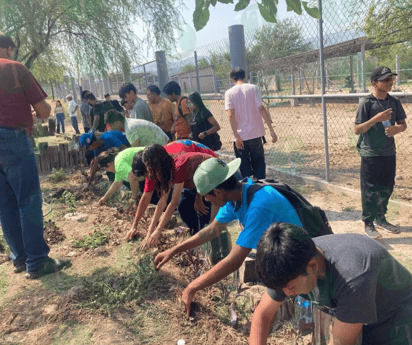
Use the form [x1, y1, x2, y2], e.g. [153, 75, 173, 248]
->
[0, 59, 47, 129]
[144, 152, 215, 193]
[163, 140, 218, 156]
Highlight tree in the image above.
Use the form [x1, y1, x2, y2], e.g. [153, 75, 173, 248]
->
[193, 0, 321, 31]
[0, 0, 184, 73]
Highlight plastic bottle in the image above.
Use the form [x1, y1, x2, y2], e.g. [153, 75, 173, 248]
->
[382, 120, 391, 128]
[177, 340, 186, 345]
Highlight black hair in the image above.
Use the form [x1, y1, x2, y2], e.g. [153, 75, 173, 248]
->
[121, 99, 127, 106]
[106, 109, 125, 124]
[0, 34, 16, 49]
[131, 150, 147, 177]
[84, 92, 96, 101]
[81, 90, 90, 100]
[119, 83, 137, 99]
[207, 174, 240, 196]
[163, 81, 181, 96]
[188, 92, 206, 110]
[104, 93, 110, 98]
[255, 223, 317, 290]
[229, 67, 246, 81]
[147, 85, 161, 95]
[97, 147, 118, 168]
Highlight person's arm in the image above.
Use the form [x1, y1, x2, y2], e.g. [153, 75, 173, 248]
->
[258, 105, 277, 143]
[147, 182, 184, 246]
[128, 171, 140, 200]
[83, 157, 99, 190]
[127, 190, 154, 240]
[198, 116, 220, 140]
[33, 99, 51, 119]
[154, 218, 227, 269]
[93, 113, 100, 130]
[227, 108, 243, 149]
[182, 244, 251, 316]
[354, 108, 392, 135]
[119, 144, 128, 151]
[86, 115, 92, 127]
[330, 319, 363, 345]
[386, 118, 407, 137]
[249, 293, 283, 345]
[99, 181, 123, 205]
[73, 104, 78, 115]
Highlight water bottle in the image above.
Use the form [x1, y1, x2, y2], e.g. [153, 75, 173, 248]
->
[382, 120, 391, 128]
[177, 340, 185, 345]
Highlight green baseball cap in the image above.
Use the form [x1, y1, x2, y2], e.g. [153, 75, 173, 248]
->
[194, 158, 241, 196]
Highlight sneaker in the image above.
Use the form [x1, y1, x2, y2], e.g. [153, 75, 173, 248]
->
[25, 257, 71, 280]
[364, 222, 382, 239]
[14, 264, 26, 274]
[374, 219, 400, 234]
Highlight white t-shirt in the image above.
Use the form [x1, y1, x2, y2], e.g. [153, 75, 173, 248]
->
[68, 99, 78, 117]
[224, 83, 265, 141]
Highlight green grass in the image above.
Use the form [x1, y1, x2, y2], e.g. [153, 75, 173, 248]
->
[113, 243, 135, 271]
[266, 136, 308, 173]
[71, 230, 108, 249]
[51, 321, 92, 345]
[0, 266, 9, 305]
[343, 206, 355, 212]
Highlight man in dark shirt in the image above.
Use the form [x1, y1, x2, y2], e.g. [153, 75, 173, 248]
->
[80, 90, 92, 133]
[0, 34, 70, 279]
[250, 222, 412, 345]
[85, 91, 122, 133]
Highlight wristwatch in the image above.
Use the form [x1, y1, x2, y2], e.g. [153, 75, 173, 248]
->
[203, 131, 208, 137]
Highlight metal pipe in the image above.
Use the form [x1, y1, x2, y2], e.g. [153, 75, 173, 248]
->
[194, 51, 201, 93]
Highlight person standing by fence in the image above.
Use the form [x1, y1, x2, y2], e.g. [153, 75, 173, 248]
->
[354, 66, 407, 239]
[80, 90, 92, 133]
[225, 67, 277, 179]
[0, 33, 71, 279]
[54, 100, 65, 134]
[66, 94, 80, 134]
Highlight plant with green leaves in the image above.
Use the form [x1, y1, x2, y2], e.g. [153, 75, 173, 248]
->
[50, 168, 67, 183]
[62, 190, 77, 214]
[71, 231, 108, 249]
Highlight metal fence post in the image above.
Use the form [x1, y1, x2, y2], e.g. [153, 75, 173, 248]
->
[143, 65, 148, 91]
[103, 75, 110, 95]
[194, 51, 201, 93]
[155, 51, 169, 97]
[396, 55, 401, 86]
[319, 0, 330, 182]
[229, 25, 247, 72]
[361, 42, 367, 92]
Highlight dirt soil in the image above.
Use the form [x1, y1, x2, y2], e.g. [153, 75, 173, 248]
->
[1, 168, 411, 345]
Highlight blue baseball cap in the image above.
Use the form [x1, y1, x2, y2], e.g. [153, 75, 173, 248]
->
[80, 130, 95, 148]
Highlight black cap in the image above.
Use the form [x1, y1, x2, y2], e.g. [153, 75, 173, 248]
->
[0, 35, 16, 49]
[370, 66, 397, 82]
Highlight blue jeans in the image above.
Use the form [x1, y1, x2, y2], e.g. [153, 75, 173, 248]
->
[56, 113, 65, 133]
[0, 128, 50, 271]
[70, 116, 80, 134]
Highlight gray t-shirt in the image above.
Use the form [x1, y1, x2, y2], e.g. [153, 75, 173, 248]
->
[354, 94, 406, 157]
[131, 98, 153, 122]
[267, 234, 412, 344]
[80, 100, 92, 127]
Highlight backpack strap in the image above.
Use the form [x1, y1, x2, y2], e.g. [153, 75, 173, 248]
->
[177, 96, 188, 118]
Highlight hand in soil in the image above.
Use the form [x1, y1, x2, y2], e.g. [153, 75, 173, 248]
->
[154, 249, 174, 270]
[182, 287, 197, 318]
[147, 230, 161, 247]
[194, 198, 209, 216]
[139, 236, 150, 250]
[99, 197, 107, 206]
[126, 227, 138, 241]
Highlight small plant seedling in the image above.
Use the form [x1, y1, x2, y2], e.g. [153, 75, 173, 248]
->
[343, 206, 355, 212]
[62, 191, 77, 214]
[71, 231, 108, 249]
[50, 168, 66, 182]
[340, 192, 347, 197]
[323, 189, 332, 195]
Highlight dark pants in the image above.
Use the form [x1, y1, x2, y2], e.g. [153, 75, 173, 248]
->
[178, 188, 211, 235]
[138, 181, 173, 206]
[56, 113, 65, 134]
[361, 156, 396, 224]
[83, 126, 91, 134]
[233, 137, 266, 179]
[70, 116, 80, 134]
[164, 131, 174, 142]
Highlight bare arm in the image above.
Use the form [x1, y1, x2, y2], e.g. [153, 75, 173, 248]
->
[93, 115, 99, 130]
[100, 181, 123, 205]
[227, 108, 243, 149]
[354, 108, 392, 135]
[386, 118, 407, 137]
[258, 105, 277, 143]
[330, 319, 363, 345]
[128, 171, 140, 199]
[73, 105, 79, 114]
[33, 99, 51, 119]
[250, 293, 283, 345]
[154, 218, 227, 269]
[86, 115, 92, 127]
[127, 190, 154, 240]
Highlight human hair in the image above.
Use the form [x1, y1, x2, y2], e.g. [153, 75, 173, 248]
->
[163, 81, 181, 96]
[84, 92, 96, 101]
[119, 83, 137, 99]
[55, 100, 62, 106]
[106, 109, 125, 124]
[142, 144, 175, 195]
[188, 92, 206, 110]
[0, 34, 16, 49]
[206, 174, 240, 196]
[97, 147, 118, 168]
[255, 222, 317, 290]
[229, 67, 246, 81]
[121, 99, 127, 107]
[104, 93, 110, 98]
[131, 150, 147, 177]
[81, 90, 90, 100]
[147, 85, 161, 95]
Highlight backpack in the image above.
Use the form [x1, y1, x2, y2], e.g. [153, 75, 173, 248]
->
[245, 178, 333, 238]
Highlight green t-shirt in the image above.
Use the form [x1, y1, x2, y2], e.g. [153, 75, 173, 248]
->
[114, 147, 144, 182]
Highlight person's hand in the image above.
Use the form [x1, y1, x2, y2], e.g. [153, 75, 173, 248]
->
[154, 248, 174, 270]
[198, 132, 205, 140]
[147, 229, 162, 247]
[182, 286, 196, 318]
[126, 226, 138, 241]
[270, 130, 277, 144]
[139, 234, 151, 250]
[194, 197, 209, 216]
[188, 133, 193, 139]
[374, 108, 393, 123]
[385, 126, 399, 137]
[235, 137, 244, 149]
[99, 197, 107, 206]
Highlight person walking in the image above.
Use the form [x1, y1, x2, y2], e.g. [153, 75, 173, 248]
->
[54, 100, 65, 134]
[0, 34, 71, 279]
[225, 67, 277, 179]
[66, 94, 80, 134]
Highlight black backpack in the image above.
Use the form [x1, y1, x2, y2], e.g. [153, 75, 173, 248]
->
[245, 178, 333, 238]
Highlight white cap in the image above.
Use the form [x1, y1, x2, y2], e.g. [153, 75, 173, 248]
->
[66, 94, 73, 99]
[177, 340, 185, 345]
